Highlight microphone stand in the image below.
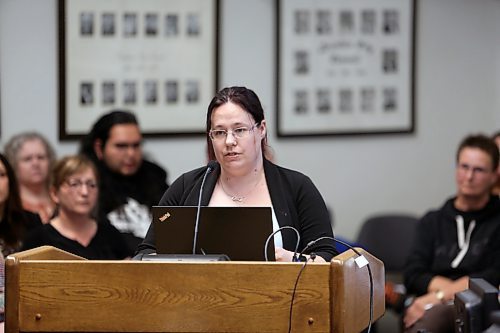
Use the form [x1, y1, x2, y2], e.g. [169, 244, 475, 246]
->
[192, 161, 217, 254]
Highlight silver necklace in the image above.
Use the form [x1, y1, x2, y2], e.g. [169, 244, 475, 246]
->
[219, 180, 247, 202]
[219, 173, 262, 203]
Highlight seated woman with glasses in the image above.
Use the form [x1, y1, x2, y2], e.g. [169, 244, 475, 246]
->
[137, 86, 337, 262]
[21, 155, 130, 260]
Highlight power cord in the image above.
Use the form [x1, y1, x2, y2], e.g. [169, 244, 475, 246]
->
[299, 236, 374, 333]
[263, 228, 374, 333]
[263, 226, 307, 332]
[288, 257, 311, 333]
[264, 226, 301, 262]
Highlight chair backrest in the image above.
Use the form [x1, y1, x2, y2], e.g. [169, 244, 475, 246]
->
[356, 214, 419, 273]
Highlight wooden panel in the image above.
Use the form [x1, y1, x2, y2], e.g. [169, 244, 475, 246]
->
[7, 246, 84, 261]
[6, 246, 386, 333]
[5, 257, 20, 333]
[330, 248, 385, 333]
[16, 261, 331, 333]
[5, 246, 83, 333]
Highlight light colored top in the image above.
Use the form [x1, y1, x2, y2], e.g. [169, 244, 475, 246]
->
[271, 208, 283, 248]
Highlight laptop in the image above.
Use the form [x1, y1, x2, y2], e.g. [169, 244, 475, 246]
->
[152, 206, 275, 261]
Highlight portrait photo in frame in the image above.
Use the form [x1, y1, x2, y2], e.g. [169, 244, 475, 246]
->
[276, 0, 416, 137]
[58, 0, 219, 139]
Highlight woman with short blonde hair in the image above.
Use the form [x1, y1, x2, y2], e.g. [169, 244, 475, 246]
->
[22, 155, 130, 259]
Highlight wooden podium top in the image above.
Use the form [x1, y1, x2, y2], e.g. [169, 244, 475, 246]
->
[5, 246, 384, 333]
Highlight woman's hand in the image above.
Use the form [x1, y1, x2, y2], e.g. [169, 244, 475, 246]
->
[275, 247, 295, 262]
[274, 247, 326, 262]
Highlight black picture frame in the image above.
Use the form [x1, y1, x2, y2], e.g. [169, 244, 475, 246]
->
[58, 0, 219, 140]
[276, 0, 416, 137]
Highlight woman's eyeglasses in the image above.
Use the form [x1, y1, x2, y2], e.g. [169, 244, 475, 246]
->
[64, 179, 98, 191]
[209, 123, 259, 141]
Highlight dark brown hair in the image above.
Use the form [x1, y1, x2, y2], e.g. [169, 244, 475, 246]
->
[79, 110, 139, 163]
[456, 134, 499, 171]
[0, 153, 29, 254]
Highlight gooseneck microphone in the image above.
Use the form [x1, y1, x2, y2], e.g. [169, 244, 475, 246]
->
[192, 161, 217, 254]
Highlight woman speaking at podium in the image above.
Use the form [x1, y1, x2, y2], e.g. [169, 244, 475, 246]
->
[137, 86, 337, 262]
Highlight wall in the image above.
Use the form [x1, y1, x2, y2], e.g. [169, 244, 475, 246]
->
[1, 0, 499, 240]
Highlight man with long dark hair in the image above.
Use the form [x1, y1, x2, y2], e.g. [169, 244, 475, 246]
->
[80, 110, 168, 255]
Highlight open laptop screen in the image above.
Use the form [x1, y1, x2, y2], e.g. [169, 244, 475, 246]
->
[152, 206, 275, 261]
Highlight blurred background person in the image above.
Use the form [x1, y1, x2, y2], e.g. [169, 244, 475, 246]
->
[493, 131, 500, 196]
[0, 251, 4, 329]
[0, 152, 43, 326]
[403, 134, 500, 333]
[0, 153, 43, 256]
[22, 155, 130, 260]
[79, 110, 168, 255]
[4, 132, 56, 223]
[493, 131, 500, 148]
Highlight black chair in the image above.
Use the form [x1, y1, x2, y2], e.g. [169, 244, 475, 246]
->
[356, 214, 419, 275]
[356, 214, 420, 333]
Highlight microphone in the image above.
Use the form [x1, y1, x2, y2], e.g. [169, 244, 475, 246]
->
[192, 160, 217, 254]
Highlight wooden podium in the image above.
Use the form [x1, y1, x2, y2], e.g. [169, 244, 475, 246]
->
[5, 246, 384, 333]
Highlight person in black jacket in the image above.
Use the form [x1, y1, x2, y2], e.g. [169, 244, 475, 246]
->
[137, 86, 337, 262]
[403, 134, 500, 333]
[80, 110, 168, 255]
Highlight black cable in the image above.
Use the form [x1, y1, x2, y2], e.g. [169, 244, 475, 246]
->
[299, 236, 374, 333]
[262, 226, 307, 331]
[263, 228, 374, 332]
[288, 257, 310, 333]
[264, 226, 301, 262]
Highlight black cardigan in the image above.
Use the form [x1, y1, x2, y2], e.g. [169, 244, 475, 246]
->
[137, 159, 337, 261]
